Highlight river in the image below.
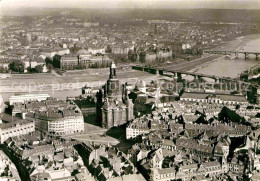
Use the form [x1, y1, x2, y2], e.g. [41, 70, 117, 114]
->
[191, 34, 260, 78]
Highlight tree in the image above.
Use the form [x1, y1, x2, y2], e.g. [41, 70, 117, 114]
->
[120, 56, 127, 62]
[128, 50, 137, 62]
[0, 66, 8, 73]
[35, 65, 43, 73]
[106, 45, 112, 53]
[139, 51, 146, 63]
[45, 57, 53, 65]
[198, 49, 203, 55]
[191, 48, 197, 55]
[53, 54, 61, 68]
[47, 64, 54, 71]
[9, 60, 25, 73]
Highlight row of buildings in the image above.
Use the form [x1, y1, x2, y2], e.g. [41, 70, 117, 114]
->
[11, 96, 84, 135]
[5, 132, 95, 181]
[2, 11, 257, 73]
[0, 94, 85, 143]
[0, 150, 21, 180]
[59, 49, 112, 69]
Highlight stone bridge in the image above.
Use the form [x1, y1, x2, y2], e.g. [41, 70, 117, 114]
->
[132, 66, 251, 85]
[204, 50, 260, 59]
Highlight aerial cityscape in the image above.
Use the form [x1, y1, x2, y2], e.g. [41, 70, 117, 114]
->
[0, 0, 260, 180]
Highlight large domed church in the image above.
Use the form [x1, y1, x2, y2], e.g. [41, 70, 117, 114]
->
[96, 62, 134, 129]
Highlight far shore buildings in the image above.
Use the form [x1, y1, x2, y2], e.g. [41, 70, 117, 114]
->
[138, 48, 173, 63]
[59, 48, 112, 69]
[40, 47, 70, 58]
[97, 62, 134, 129]
[59, 54, 78, 69]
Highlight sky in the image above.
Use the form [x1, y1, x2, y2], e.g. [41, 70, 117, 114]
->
[0, 0, 260, 9]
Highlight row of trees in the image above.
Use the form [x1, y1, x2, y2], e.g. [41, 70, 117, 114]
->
[2, 60, 44, 73]
[0, 66, 8, 73]
[27, 65, 44, 73]
[9, 61, 25, 73]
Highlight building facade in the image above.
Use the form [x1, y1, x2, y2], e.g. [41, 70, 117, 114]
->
[126, 118, 150, 139]
[0, 119, 35, 143]
[60, 55, 78, 69]
[47, 115, 84, 134]
[11, 97, 84, 135]
[180, 92, 248, 105]
[9, 94, 50, 106]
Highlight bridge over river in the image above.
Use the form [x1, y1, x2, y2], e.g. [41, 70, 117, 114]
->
[132, 66, 251, 85]
[204, 50, 260, 59]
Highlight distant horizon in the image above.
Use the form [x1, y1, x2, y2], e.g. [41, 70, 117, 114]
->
[1, 7, 259, 18]
[1, 0, 260, 10]
[1, 7, 260, 19]
[2, 7, 260, 10]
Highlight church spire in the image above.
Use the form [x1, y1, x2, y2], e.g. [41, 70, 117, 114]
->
[109, 61, 117, 79]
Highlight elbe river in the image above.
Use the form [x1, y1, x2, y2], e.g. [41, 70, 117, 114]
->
[192, 34, 260, 78]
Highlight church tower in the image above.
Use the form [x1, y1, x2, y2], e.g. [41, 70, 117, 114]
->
[105, 61, 121, 101]
[98, 62, 134, 129]
[109, 61, 117, 79]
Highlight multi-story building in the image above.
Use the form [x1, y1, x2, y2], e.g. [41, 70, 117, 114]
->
[35, 103, 84, 135]
[83, 22, 99, 27]
[88, 46, 106, 55]
[78, 53, 111, 68]
[144, 52, 157, 63]
[60, 55, 78, 69]
[47, 113, 84, 135]
[111, 44, 134, 54]
[150, 161, 228, 181]
[12, 97, 84, 135]
[180, 92, 248, 105]
[157, 48, 172, 60]
[126, 118, 150, 139]
[9, 94, 50, 106]
[96, 62, 134, 129]
[40, 48, 70, 58]
[0, 119, 35, 143]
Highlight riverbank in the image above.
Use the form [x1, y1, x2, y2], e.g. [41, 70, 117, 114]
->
[208, 34, 260, 52]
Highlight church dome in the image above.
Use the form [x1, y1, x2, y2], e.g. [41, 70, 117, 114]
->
[76, 48, 89, 56]
[136, 79, 146, 89]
